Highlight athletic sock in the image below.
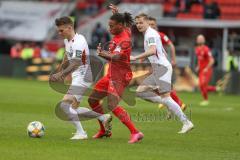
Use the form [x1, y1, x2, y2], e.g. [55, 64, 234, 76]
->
[200, 86, 208, 100]
[76, 107, 103, 121]
[137, 91, 163, 103]
[60, 102, 85, 135]
[112, 106, 138, 134]
[207, 86, 216, 92]
[161, 97, 189, 124]
[170, 90, 183, 107]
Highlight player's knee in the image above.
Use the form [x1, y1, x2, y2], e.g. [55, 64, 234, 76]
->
[136, 86, 144, 93]
[63, 95, 74, 104]
[71, 98, 79, 109]
[88, 96, 96, 106]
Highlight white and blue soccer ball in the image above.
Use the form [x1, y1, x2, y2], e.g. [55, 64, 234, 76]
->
[27, 121, 45, 138]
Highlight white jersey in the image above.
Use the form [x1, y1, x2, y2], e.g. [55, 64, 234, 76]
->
[64, 33, 91, 77]
[144, 27, 171, 67]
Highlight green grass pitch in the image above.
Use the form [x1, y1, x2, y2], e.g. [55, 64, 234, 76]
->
[0, 77, 239, 160]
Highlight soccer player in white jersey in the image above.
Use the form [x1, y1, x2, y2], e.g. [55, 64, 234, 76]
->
[50, 16, 112, 140]
[131, 13, 194, 133]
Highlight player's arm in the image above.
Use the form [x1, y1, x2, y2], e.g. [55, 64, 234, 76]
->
[130, 45, 156, 61]
[50, 48, 83, 81]
[57, 54, 68, 71]
[97, 43, 128, 61]
[50, 59, 80, 81]
[167, 42, 176, 67]
[109, 4, 118, 14]
[97, 50, 123, 61]
[204, 51, 215, 71]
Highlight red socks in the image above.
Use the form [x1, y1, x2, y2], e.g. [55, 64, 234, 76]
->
[112, 106, 138, 134]
[207, 86, 216, 92]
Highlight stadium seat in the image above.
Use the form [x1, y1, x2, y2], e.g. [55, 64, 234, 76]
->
[26, 66, 39, 72]
[177, 13, 203, 20]
[32, 58, 43, 65]
[191, 4, 203, 14]
[40, 65, 52, 72]
[164, 2, 174, 13]
[37, 75, 49, 81]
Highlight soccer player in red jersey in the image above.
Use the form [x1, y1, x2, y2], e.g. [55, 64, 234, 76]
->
[88, 5, 143, 144]
[195, 34, 217, 106]
[148, 16, 186, 111]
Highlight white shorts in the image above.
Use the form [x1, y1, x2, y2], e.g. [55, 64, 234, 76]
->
[67, 66, 93, 102]
[141, 64, 172, 93]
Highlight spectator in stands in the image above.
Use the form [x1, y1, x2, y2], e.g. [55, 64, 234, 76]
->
[170, 0, 192, 17]
[31, 42, 41, 58]
[10, 42, 22, 59]
[226, 50, 239, 72]
[40, 43, 55, 59]
[177, 0, 192, 12]
[56, 46, 65, 61]
[91, 22, 110, 48]
[21, 43, 34, 60]
[203, 0, 220, 19]
[97, 0, 105, 10]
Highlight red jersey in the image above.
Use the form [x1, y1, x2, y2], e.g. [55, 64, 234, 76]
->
[159, 32, 172, 45]
[107, 28, 132, 82]
[195, 45, 213, 71]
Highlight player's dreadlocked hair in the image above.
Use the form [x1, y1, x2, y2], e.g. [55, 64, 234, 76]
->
[110, 12, 134, 27]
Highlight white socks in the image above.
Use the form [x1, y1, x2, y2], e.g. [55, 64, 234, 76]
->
[60, 102, 85, 135]
[161, 97, 189, 124]
[75, 107, 105, 121]
[137, 91, 163, 103]
[137, 92, 189, 124]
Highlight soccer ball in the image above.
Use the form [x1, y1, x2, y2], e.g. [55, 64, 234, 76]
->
[27, 121, 45, 138]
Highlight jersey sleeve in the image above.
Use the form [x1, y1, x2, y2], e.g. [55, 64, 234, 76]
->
[205, 46, 212, 58]
[72, 39, 86, 60]
[146, 32, 157, 47]
[160, 32, 171, 45]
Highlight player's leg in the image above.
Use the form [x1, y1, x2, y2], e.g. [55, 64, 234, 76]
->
[199, 72, 209, 106]
[60, 95, 87, 140]
[170, 90, 183, 108]
[158, 91, 194, 133]
[88, 77, 110, 138]
[107, 83, 143, 144]
[88, 89, 112, 138]
[153, 65, 193, 133]
[69, 77, 111, 123]
[71, 85, 112, 134]
[137, 65, 193, 133]
[205, 69, 216, 92]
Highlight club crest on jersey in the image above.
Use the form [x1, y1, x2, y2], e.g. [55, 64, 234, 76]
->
[114, 46, 121, 52]
[148, 37, 155, 44]
[76, 50, 82, 58]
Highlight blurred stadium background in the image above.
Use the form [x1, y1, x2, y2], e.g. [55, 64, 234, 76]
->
[0, 0, 240, 94]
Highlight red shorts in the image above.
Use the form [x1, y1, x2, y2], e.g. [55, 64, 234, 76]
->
[94, 75, 130, 97]
[199, 69, 213, 86]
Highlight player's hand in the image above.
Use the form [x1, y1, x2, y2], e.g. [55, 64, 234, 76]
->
[171, 60, 177, 68]
[130, 56, 137, 61]
[203, 68, 208, 73]
[50, 72, 64, 82]
[195, 66, 199, 73]
[109, 4, 118, 14]
[96, 43, 102, 56]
